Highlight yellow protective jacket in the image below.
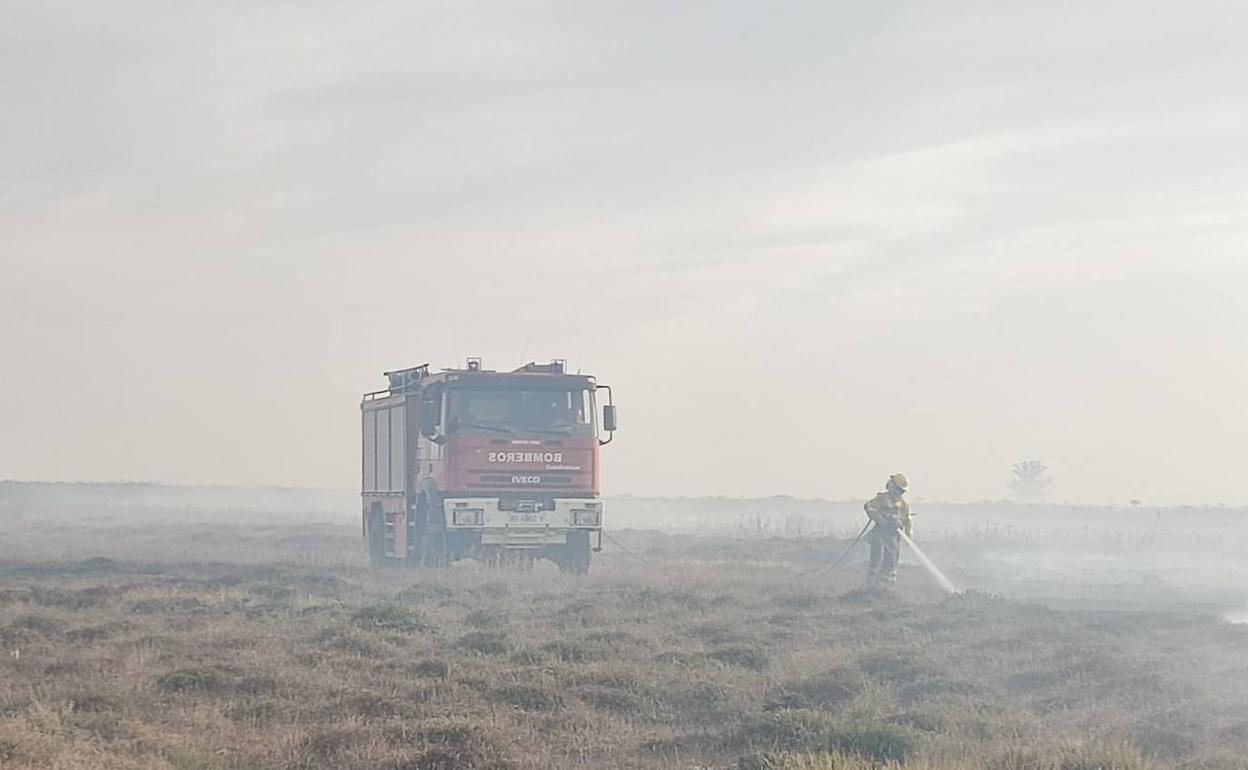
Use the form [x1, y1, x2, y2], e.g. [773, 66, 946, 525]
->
[864, 492, 912, 537]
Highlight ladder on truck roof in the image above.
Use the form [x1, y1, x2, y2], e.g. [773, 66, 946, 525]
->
[512, 360, 566, 374]
[383, 364, 429, 393]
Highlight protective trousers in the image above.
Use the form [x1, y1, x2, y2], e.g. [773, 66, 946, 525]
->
[867, 526, 901, 587]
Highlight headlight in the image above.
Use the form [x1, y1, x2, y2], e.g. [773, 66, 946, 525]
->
[572, 509, 601, 527]
[452, 508, 484, 527]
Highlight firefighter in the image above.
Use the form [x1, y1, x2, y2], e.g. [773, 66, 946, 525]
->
[864, 473, 911, 588]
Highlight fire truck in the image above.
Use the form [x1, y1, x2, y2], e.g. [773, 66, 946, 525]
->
[361, 359, 616, 573]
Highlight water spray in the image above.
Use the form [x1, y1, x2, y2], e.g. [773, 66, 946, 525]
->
[899, 530, 958, 594]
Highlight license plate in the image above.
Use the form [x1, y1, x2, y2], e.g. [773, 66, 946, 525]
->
[508, 512, 546, 524]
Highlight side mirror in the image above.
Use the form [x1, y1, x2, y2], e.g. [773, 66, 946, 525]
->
[420, 399, 440, 437]
[602, 404, 618, 433]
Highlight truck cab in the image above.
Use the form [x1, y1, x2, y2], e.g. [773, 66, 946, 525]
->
[361, 359, 616, 572]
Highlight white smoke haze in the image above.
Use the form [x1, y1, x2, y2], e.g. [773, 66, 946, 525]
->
[2, 0, 1244, 608]
[3, 2, 1247, 506]
[3, 482, 1243, 623]
[6, 10, 1248, 769]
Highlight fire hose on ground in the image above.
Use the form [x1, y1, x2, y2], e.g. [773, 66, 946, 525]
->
[806, 521, 872, 579]
[806, 522, 958, 594]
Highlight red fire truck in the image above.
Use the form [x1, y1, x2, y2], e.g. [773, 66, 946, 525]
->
[361, 359, 616, 573]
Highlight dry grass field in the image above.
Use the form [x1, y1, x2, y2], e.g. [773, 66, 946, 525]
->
[2, 494, 1247, 769]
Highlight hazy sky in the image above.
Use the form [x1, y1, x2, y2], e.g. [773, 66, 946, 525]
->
[3, 2, 1246, 504]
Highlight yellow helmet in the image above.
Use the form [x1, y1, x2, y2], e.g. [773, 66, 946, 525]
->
[889, 473, 909, 490]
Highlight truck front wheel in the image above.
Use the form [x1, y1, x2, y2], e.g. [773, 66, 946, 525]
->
[416, 494, 448, 567]
[556, 531, 592, 575]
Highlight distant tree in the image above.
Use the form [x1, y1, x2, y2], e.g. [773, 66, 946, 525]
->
[1008, 461, 1052, 502]
[1129, 499, 1143, 508]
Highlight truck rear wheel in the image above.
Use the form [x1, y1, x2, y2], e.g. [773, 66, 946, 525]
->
[366, 505, 386, 565]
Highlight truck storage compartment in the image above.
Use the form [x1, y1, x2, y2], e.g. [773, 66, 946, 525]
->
[363, 403, 406, 493]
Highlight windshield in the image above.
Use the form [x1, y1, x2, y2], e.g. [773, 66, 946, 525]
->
[447, 388, 595, 438]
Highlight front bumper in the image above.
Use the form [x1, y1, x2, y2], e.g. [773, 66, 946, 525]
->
[441, 497, 603, 547]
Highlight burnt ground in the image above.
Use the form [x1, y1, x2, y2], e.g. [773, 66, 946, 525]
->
[1, 500, 1247, 769]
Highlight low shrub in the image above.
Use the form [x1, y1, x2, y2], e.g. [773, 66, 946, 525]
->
[900, 676, 984, 702]
[583, 629, 646, 645]
[554, 600, 609, 626]
[774, 593, 823, 610]
[1007, 668, 1071, 693]
[739, 710, 919, 764]
[351, 602, 429, 633]
[315, 627, 385, 657]
[66, 692, 120, 713]
[656, 681, 736, 724]
[492, 683, 565, 711]
[710, 645, 771, 671]
[26, 586, 115, 610]
[737, 752, 878, 770]
[0, 738, 24, 763]
[65, 622, 130, 643]
[741, 709, 839, 749]
[395, 583, 455, 605]
[156, 668, 223, 693]
[411, 659, 451, 679]
[463, 607, 507, 629]
[456, 631, 511, 656]
[693, 621, 752, 645]
[832, 723, 919, 764]
[156, 667, 283, 697]
[127, 597, 208, 615]
[578, 685, 648, 715]
[618, 587, 708, 612]
[653, 650, 707, 666]
[766, 668, 864, 712]
[403, 717, 518, 770]
[1058, 742, 1153, 770]
[858, 651, 940, 685]
[225, 698, 290, 727]
[292, 724, 370, 767]
[982, 746, 1059, 770]
[6, 614, 62, 637]
[540, 639, 602, 663]
[1128, 721, 1197, 761]
[245, 583, 296, 603]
